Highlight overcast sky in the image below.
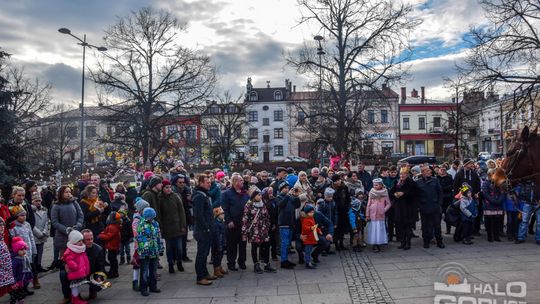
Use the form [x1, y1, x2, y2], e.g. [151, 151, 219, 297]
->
[0, 0, 486, 107]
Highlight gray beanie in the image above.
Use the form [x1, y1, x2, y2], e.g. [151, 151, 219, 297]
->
[135, 197, 150, 212]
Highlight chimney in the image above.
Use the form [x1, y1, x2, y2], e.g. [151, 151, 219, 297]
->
[293, 85, 296, 92]
[411, 88, 418, 98]
[266, 80, 270, 88]
[421, 86, 425, 104]
[401, 87, 406, 104]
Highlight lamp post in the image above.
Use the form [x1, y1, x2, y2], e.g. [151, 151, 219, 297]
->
[314, 35, 325, 167]
[58, 28, 107, 176]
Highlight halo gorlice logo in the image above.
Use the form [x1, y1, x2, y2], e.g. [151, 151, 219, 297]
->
[433, 262, 527, 304]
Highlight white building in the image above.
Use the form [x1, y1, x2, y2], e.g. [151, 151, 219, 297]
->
[245, 78, 291, 162]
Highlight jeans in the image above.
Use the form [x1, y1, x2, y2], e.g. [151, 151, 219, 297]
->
[304, 245, 313, 264]
[279, 227, 292, 263]
[139, 257, 158, 292]
[194, 231, 212, 281]
[518, 204, 540, 241]
[226, 226, 246, 267]
[120, 240, 131, 258]
[165, 236, 184, 266]
[420, 212, 442, 243]
[108, 250, 118, 275]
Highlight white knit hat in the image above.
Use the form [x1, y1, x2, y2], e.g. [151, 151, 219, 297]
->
[68, 230, 84, 244]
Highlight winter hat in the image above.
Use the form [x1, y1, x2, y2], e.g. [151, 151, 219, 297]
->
[68, 230, 84, 245]
[143, 207, 157, 221]
[107, 211, 122, 225]
[351, 198, 361, 210]
[215, 171, 226, 181]
[411, 166, 421, 174]
[148, 176, 163, 189]
[31, 191, 42, 202]
[11, 237, 27, 252]
[324, 187, 335, 197]
[135, 197, 150, 212]
[278, 181, 290, 191]
[287, 167, 295, 174]
[354, 188, 364, 197]
[175, 160, 184, 168]
[162, 179, 171, 187]
[10, 205, 26, 217]
[213, 207, 224, 218]
[372, 178, 383, 185]
[303, 204, 315, 213]
[463, 158, 474, 166]
[331, 174, 341, 183]
[249, 186, 261, 200]
[299, 193, 308, 203]
[143, 171, 154, 180]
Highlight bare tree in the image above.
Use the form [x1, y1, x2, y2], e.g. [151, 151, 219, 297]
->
[91, 7, 216, 166]
[287, 0, 417, 154]
[200, 91, 246, 166]
[461, 0, 540, 114]
[40, 104, 78, 172]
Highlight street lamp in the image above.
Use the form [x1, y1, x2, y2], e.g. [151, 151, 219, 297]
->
[58, 27, 107, 175]
[314, 35, 325, 167]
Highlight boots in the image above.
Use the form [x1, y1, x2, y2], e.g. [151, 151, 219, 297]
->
[126, 256, 131, 264]
[403, 235, 411, 250]
[254, 262, 264, 274]
[33, 277, 41, 289]
[214, 267, 224, 278]
[219, 266, 228, 275]
[298, 254, 305, 265]
[168, 264, 175, 274]
[132, 280, 139, 291]
[119, 256, 125, 265]
[264, 263, 277, 273]
[397, 239, 406, 249]
[177, 262, 184, 272]
[436, 239, 445, 249]
[71, 295, 88, 304]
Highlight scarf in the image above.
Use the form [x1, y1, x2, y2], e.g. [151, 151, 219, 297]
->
[369, 188, 388, 200]
[67, 243, 86, 254]
[253, 201, 264, 208]
[82, 197, 101, 224]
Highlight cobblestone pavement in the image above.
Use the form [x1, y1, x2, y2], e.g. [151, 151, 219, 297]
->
[2, 229, 540, 304]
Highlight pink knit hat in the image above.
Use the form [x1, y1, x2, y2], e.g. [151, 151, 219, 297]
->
[143, 171, 154, 180]
[215, 171, 225, 181]
[11, 237, 27, 253]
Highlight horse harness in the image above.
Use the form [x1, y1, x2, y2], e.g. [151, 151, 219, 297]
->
[504, 139, 540, 186]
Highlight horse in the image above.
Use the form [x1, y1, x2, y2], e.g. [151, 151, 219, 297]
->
[500, 126, 540, 187]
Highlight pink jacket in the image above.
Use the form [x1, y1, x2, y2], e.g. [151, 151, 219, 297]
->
[62, 248, 90, 281]
[366, 196, 391, 221]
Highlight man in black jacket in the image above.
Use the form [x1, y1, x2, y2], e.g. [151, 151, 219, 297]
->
[192, 174, 215, 286]
[453, 159, 482, 234]
[416, 165, 445, 249]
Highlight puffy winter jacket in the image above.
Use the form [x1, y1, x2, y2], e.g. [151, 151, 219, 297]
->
[62, 247, 90, 281]
[98, 223, 121, 251]
[277, 193, 300, 227]
[221, 188, 249, 225]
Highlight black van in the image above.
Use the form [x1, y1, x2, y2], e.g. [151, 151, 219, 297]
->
[398, 155, 437, 165]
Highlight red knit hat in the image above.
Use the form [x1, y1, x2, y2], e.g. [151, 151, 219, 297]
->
[162, 179, 171, 186]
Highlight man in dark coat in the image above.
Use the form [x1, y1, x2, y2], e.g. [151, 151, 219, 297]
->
[415, 165, 445, 249]
[192, 174, 214, 286]
[357, 162, 373, 192]
[437, 166, 454, 234]
[221, 174, 249, 271]
[453, 158, 482, 234]
[331, 174, 351, 250]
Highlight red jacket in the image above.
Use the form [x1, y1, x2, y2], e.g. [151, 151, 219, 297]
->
[99, 223, 121, 251]
[63, 248, 90, 281]
[301, 216, 321, 245]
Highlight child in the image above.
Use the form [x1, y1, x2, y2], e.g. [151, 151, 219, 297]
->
[30, 192, 49, 274]
[131, 198, 150, 292]
[119, 209, 133, 265]
[10, 237, 33, 303]
[241, 187, 272, 274]
[99, 212, 122, 278]
[62, 230, 90, 304]
[8, 207, 37, 292]
[136, 207, 163, 297]
[366, 178, 391, 252]
[0, 218, 15, 300]
[211, 207, 227, 278]
[300, 205, 321, 269]
[459, 184, 477, 245]
[349, 197, 366, 252]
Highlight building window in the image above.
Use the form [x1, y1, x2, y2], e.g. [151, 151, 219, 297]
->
[274, 110, 283, 121]
[48, 127, 59, 138]
[263, 134, 270, 143]
[368, 110, 375, 124]
[448, 116, 456, 129]
[274, 145, 284, 156]
[106, 126, 113, 137]
[67, 126, 78, 139]
[86, 126, 97, 138]
[249, 91, 258, 101]
[274, 90, 283, 101]
[249, 146, 258, 155]
[297, 111, 305, 125]
[381, 110, 388, 123]
[403, 117, 410, 130]
[167, 125, 178, 137]
[249, 128, 258, 139]
[207, 127, 219, 139]
[419, 117, 426, 130]
[186, 126, 196, 142]
[209, 105, 220, 114]
[263, 118, 269, 126]
[248, 111, 258, 122]
[227, 105, 237, 114]
[363, 142, 373, 154]
[433, 117, 441, 128]
[274, 128, 283, 139]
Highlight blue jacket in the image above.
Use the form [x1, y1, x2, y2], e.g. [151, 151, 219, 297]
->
[357, 170, 373, 192]
[209, 182, 222, 208]
[459, 197, 477, 222]
[415, 176, 443, 214]
[221, 188, 249, 225]
[315, 211, 334, 236]
[192, 187, 214, 233]
[277, 193, 300, 227]
[504, 194, 522, 212]
[481, 180, 504, 211]
[348, 207, 366, 230]
[317, 199, 337, 225]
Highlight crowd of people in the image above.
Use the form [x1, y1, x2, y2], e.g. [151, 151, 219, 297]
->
[0, 158, 539, 303]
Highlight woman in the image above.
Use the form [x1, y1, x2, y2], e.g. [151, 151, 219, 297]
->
[115, 183, 126, 195]
[294, 171, 313, 200]
[79, 185, 108, 241]
[261, 187, 279, 261]
[51, 186, 84, 257]
[482, 169, 504, 242]
[8, 186, 36, 229]
[390, 168, 417, 250]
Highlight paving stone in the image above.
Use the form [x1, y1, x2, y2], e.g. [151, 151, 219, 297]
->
[255, 295, 302, 304]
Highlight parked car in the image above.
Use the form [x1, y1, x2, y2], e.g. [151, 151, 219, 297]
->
[390, 152, 408, 163]
[398, 155, 437, 165]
